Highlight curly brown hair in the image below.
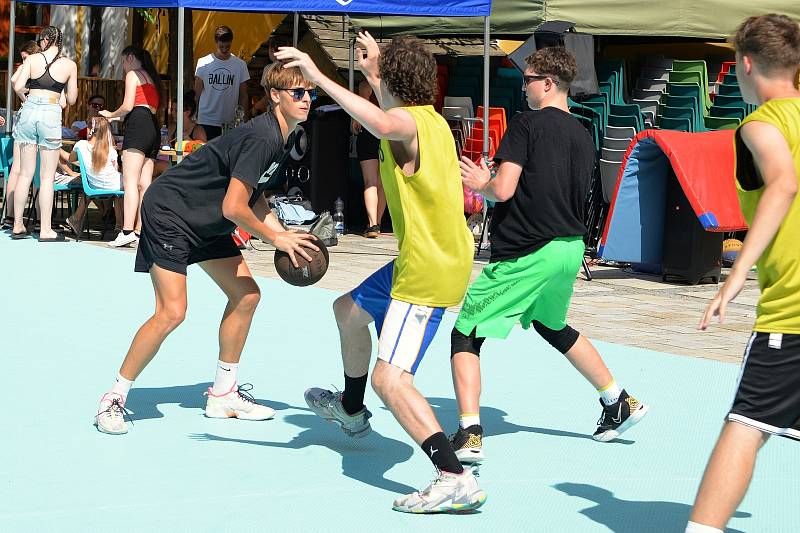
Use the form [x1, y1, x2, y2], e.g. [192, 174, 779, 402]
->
[733, 14, 800, 75]
[525, 47, 578, 88]
[379, 36, 437, 106]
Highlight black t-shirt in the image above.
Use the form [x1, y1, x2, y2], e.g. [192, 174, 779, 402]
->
[143, 111, 287, 246]
[489, 107, 595, 262]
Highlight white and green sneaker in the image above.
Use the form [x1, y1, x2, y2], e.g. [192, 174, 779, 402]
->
[304, 387, 372, 438]
[392, 467, 487, 514]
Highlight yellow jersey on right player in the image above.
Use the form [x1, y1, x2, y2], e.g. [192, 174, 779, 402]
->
[734, 98, 800, 334]
[378, 105, 474, 308]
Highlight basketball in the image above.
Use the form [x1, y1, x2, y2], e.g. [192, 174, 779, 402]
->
[722, 238, 743, 267]
[274, 235, 329, 286]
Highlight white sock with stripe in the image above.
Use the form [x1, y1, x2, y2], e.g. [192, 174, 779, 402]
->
[460, 413, 481, 429]
[598, 379, 623, 406]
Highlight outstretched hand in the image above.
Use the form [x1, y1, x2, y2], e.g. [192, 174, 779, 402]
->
[460, 156, 491, 193]
[698, 268, 748, 330]
[355, 31, 381, 79]
[273, 47, 324, 86]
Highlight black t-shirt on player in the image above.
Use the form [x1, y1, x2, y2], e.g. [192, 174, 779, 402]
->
[489, 107, 595, 262]
[143, 110, 288, 246]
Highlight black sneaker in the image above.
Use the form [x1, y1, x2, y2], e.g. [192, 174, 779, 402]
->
[593, 389, 649, 442]
[362, 225, 380, 239]
[449, 424, 485, 464]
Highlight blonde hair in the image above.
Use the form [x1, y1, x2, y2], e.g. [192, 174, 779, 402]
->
[88, 117, 112, 175]
[261, 62, 312, 106]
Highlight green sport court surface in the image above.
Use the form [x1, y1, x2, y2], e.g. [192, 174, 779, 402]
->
[2, 237, 797, 532]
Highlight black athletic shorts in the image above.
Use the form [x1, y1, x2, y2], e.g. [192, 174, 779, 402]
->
[201, 124, 222, 141]
[356, 129, 380, 162]
[134, 204, 241, 275]
[122, 106, 160, 159]
[728, 332, 800, 441]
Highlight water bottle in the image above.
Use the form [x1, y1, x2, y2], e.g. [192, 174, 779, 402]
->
[160, 125, 169, 149]
[333, 197, 345, 236]
[234, 105, 244, 128]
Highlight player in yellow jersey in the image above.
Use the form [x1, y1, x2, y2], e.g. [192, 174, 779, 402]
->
[687, 14, 800, 533]
[277, 34, 485, 513]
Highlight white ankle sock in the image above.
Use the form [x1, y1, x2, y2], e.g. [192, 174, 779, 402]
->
[212, 361, 238, 395]
[598, 380, 623, 405]
[460, 413, 481, 429]
[685, 521, 723, 533]
[110, 373, 134, 399]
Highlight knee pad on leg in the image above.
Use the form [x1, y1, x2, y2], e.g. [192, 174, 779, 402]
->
[451, 327, 485, 357]
[532, 321, 579, 354]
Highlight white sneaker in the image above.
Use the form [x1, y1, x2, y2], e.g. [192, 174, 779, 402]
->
[95, 392, 129, 435]
[204, 383, 276, 421]
[393, 467, 487, 514]
[108, 231, 138, 248]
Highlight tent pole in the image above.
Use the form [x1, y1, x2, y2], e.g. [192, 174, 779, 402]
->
[348, 33, 354, 93]
[5, 0, 16, 135]
[482, 15, 489, 157]
[293, 13, 299, 46]
[176, 6, 185, 161]
[478, 15, 491, 255]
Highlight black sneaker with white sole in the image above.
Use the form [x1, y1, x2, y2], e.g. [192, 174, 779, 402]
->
[450, 424, 485, 463]
[593, 389, 649, 442]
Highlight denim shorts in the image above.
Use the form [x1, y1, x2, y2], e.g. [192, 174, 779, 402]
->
[13, 96, 62, 150]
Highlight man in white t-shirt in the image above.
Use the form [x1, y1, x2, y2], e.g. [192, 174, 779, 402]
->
[194, 25, 251, 140]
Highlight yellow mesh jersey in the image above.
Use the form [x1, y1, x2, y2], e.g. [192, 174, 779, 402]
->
[378, 105, 474, 307]
[734, 98, 800, 333]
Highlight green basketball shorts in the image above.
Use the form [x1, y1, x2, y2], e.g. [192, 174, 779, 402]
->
[454, 236, 585, 339]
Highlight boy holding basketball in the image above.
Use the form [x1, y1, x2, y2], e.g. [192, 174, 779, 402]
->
[687, 14, 800, 533]
[94, 63, 318, 435]
[277, 35, 485, 513]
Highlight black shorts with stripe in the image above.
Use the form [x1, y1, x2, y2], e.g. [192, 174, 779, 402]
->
[728, 332, 800, 441]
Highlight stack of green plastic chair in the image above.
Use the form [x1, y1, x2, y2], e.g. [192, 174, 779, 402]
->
[704, 116, 740, 130]
[570, 103, 603, 150]
[610, 103, 645, 131]
[671, 60, 711, 113]
[597, 59, 625, 105]
[661, 106, 697, 131]
[662, 94, 703, 131]
[579, 97, 608, 132]
[658, 116, 692, 131]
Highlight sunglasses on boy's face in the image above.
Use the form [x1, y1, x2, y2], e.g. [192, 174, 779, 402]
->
[522, 75, 559, 88]
[276, 87, 317, 102]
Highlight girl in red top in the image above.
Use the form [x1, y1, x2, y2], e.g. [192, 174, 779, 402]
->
[101, 45, 162, 248]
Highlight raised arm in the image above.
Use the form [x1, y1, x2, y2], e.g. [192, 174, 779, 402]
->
[274, 46, 416, 142]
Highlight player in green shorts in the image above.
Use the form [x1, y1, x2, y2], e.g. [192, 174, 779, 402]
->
[449, 47, 649, 463]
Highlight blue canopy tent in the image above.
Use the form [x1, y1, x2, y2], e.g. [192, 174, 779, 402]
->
[4, 0, 494, 164]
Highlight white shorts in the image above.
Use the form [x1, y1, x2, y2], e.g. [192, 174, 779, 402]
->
[376, 299, 445, 374]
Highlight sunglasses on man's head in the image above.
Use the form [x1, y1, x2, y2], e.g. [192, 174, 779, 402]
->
[276, 87, 317, 102]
